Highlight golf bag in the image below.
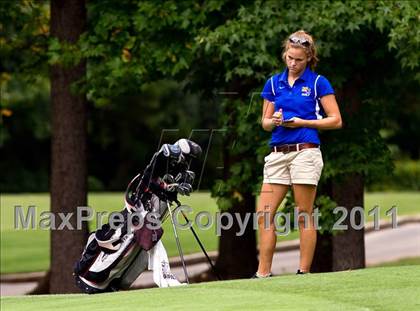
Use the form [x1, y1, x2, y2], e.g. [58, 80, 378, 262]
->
[73, 139, 202, 294]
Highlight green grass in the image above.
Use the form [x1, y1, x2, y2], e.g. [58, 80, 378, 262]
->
[1, 191, 419, 274]
[374, 257, 420, 267]
[364, 192, 420, 218]
[1, 265, 420, 310]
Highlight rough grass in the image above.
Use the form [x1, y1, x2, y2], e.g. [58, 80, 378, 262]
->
[1, 265, 420, 310]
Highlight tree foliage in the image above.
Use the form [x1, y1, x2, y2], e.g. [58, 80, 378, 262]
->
[0, 1, 49, 76]
[2, 0, 419, 196]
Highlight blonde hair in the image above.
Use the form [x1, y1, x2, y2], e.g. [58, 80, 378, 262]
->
[282, 30, 319, 70]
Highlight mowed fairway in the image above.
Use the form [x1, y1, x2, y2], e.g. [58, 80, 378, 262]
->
[1, 266, 420, 310]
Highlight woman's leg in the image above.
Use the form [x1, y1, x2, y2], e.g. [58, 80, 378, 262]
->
[292, 184, 317, 273]
[256, 183, 289, 276]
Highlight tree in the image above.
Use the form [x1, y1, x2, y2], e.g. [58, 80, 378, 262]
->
[1, 0, 89, 293]
[49, 0, 88, 293]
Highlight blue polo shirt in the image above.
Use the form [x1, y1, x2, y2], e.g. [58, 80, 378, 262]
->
[261, 67, 334, 146]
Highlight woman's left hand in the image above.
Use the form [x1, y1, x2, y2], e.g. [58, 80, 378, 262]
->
[281, 117, 306, 128]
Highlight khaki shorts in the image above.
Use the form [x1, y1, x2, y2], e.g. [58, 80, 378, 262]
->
[263, 148, 324, 185]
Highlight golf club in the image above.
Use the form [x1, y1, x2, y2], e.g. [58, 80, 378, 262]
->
[167, 200, 189, 284]
[174, 199, 222, 281]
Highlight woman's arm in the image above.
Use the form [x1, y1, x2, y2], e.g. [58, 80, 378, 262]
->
[283, 94, 342, 129]
[261, 99, 283, 131]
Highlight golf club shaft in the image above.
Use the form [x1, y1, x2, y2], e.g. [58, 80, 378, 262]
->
[180, 210, 222, 281]
[167, 201, 189, 284]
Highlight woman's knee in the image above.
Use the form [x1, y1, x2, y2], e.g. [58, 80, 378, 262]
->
[256, 211, 275, 231]
[257, 213, 271, 228]
[296, 208, 314, 228]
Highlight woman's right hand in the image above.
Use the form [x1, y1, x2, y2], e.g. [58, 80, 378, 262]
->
[271, 109, 283, 127]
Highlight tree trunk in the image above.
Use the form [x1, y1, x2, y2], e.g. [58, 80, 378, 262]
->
[212, 82, 259, 279]
[311, 174, 365, 272]
[49, 0, 88, 294]
[311, 232, 333, 272]
[215, 192, 258, 279]
[331, 173, 365, 270]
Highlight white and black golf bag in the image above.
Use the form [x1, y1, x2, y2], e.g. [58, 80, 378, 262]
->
[73, 139, 202, 294]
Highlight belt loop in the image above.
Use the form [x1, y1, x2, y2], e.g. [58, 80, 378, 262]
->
[296, 143, 300, 152]
[274, 146, 277, 153]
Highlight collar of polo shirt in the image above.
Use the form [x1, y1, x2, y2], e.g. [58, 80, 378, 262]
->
[279, 66, 312, 85]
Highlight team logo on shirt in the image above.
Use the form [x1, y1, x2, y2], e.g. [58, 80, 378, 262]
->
[301, 86, 311, 97]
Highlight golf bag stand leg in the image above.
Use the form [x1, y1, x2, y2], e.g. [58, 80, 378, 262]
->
[167, 200, 189, 284]
[176, 202, 222, 281]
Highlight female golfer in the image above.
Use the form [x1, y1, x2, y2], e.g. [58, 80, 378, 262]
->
[255, 30, 342, 277]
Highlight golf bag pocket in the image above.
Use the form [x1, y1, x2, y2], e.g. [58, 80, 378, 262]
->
[95, 224, 124, 253]
[79, 233, 137, 284]
[134, 214, 163, 251]
[74, 232, 100, 276]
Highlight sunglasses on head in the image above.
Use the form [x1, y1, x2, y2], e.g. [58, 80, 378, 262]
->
[289, 36, 310, 47]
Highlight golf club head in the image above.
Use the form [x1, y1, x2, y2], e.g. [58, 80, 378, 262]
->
[175, 139, 202, 159]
